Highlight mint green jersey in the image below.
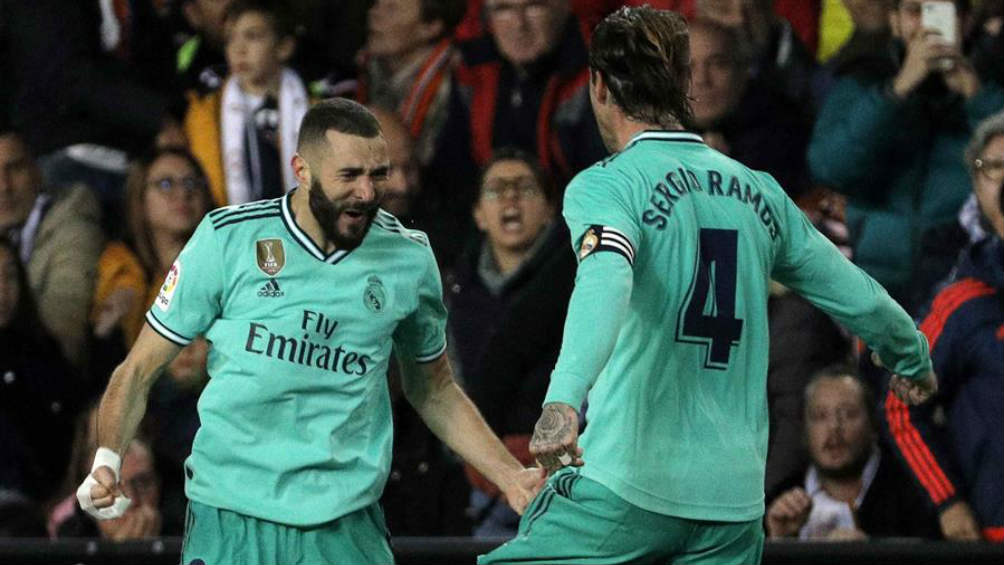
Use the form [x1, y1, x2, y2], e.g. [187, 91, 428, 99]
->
[146, 192, 447, 527]
[544, 131, 931, 522]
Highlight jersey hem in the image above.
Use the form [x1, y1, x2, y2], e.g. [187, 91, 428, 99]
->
[580, 463, 764, 522]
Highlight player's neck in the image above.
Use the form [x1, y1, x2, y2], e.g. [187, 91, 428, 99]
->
[611, 115, 684, 151]
[290, 188, 338, 253]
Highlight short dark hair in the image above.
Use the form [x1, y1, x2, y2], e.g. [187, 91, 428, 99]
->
[804, 365, 877, 430]
[224, 0, 295, 39]
[297, 98, 383, 153]
[419, 0, 467, 38]
[478, 147, 557, 204]
[589, 6, 693, 128]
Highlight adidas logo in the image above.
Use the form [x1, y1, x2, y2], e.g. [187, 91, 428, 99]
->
[258, 279, 284, 297]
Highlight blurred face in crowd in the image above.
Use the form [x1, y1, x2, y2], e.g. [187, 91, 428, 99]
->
[367, 0, 443, 60]
[475, 159, 553, 254]
[696, 0, 746, 28]
[487, 0, 569, 66]
[806, 376, 876, 480]
[225, 11, 293, 95]
[843, 0, 892, 33]
[371, 108, 421, 217]
[183, 0, 234, 48]
[298, 131, 389, 251]
[0, 245, 19, 328]
[688, 23, 746, 129]
[0, 134, 41, 231]
[973, 133, 1004, 237]
[144, 154, 210, 239]
[891, 0, 960, 44]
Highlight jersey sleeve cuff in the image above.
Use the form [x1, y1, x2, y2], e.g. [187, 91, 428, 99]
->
[145, 311, 194, 346]
[415, 341, 447, 363]
[543, 371, 591, 412]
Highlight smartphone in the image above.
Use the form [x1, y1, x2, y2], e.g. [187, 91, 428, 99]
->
[922, 1, 957, 45]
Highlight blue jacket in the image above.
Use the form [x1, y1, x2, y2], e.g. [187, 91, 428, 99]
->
[882, 236, 1004, 540]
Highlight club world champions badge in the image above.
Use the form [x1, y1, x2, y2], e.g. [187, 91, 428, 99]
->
[256, 239, 286, 276]
[363, 276, 387, 313]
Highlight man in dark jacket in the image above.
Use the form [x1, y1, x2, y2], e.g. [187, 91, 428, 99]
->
[447, 148, 576, 536]
[882, 111, 1004, 542]
[767, 368, 939, 540]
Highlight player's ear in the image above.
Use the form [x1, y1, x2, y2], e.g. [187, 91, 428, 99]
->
[292, 153, 310, 187]
[590, 69, 609, 106]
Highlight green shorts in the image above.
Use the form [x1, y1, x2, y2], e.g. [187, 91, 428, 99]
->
[180, 500, 394, 565]
[479, 469, 764, 565]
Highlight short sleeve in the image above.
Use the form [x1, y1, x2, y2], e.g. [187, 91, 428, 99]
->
[563, 166, 640, 267]
[393, 246, 448, 362]
[145, 215, 224, 345]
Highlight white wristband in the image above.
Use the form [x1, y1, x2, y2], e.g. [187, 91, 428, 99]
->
[77, 447, 132, 520]
[92, 447, 123, 479]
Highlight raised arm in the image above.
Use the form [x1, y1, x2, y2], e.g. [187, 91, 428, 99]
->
[77, 324, 182, 519]
[397, 353, 545, 514]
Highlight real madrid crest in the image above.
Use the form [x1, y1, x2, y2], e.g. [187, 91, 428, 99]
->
[579, 228, 599, 259]
[363, 275, 387, 313]
[256, 239, 286, 276]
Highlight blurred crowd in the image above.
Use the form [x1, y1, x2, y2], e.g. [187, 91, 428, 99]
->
[1, 0, 1001, 545]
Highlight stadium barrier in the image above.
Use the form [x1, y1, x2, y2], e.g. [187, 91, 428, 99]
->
[0, 537, 1002, 565]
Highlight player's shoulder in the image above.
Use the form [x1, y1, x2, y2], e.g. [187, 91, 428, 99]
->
[206, 197, 284, 232]
[371, 209, 432, 249]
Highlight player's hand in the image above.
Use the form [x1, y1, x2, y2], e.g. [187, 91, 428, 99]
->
[76, 465, 132, 520]
[938, 500, 982, 541]
[766, 487, 812, 538]
[530, 403, 584, 474]
[501, 467, 548, 515]
[872, 352, 938, 405]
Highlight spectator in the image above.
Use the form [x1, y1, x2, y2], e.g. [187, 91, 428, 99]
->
[695, 0, 819, 113]
[814, 0, 893, 104]
[360, 0, 467, 168]
[883, 111, 1003, 542]
[447, 148, 576, 536]
[0, 129, 105, 368]
[49, 404, 163, 541]
[688, 18, 814, 199]
[184, 0, 309, 206]
[767, 368, 939, 540]
[435, 0, 606, 194]
[808, 0, 1003, 310]
[369, 106, 422, 221]
[0, 0, 185, 232]
[0, 237, 80, 504]
[176, 0, 235, 94]
[89, 147, 213, 535]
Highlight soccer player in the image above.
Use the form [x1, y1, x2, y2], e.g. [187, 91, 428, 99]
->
[76, 99, 545, 564]
[480, 6, 937, 565]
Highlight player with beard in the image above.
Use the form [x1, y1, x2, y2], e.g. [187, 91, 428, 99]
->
[74, 98, 545, 564]
[766, 368, 938, 540]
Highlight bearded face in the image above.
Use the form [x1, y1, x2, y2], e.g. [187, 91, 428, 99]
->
[308, 176, 379, 251]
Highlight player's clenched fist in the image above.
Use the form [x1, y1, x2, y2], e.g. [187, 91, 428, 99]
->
[530, 403, 585, 473]
[766, 487, 812, 539]
[76, 447, 132, 520]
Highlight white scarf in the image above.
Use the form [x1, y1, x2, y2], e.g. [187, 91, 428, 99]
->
[221, 68, 308, 204]
[799, 449, 880, 539]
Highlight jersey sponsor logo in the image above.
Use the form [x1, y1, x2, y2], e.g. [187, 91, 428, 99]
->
[243, 310, 373, 375]
[363, 276, 387, 313]
[258, 278, 284, 298]
[256, 239, 286, 276]
[156, 260, 181, 311]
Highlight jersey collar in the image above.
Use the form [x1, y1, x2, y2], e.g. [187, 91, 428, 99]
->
[625, 130, 704, 150]
[280, 190, 352, 265]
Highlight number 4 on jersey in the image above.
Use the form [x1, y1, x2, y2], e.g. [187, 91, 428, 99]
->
[676, 228, 744, 370]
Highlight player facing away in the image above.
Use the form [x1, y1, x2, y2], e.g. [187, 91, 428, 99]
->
[480, 6, 938, 565]
[77, 98, 545, 564]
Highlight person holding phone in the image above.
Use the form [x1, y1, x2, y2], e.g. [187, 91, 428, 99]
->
[808, 0, 1003, 312]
